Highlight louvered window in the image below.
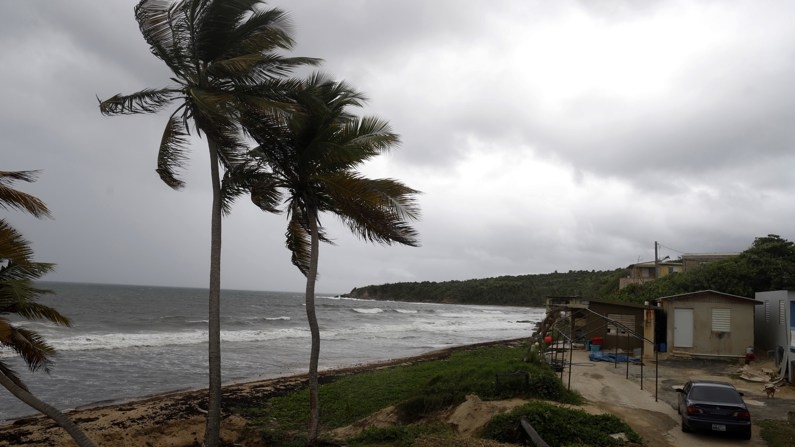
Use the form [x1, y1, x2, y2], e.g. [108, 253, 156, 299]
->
[711, 308, 731, 332]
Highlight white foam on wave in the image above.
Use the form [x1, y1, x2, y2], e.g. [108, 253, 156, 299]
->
[50, 327, 310, 351]
[394, 309, 418, 314]
[351, 308, 383, 314]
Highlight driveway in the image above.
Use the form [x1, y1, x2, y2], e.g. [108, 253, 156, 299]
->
[565, 349, 789, 446]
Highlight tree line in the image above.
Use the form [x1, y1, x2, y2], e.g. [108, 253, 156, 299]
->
[347, 235, 795, 307]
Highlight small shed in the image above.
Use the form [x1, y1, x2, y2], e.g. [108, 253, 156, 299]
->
[581, 300, 647, 353]
[659, 290, 761, 358]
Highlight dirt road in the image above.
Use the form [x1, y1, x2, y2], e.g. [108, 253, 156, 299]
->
[566, 349, 787, 446]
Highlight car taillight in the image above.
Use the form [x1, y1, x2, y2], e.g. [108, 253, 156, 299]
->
[686, 406, 703, 415]
[734, 410, 751, 420]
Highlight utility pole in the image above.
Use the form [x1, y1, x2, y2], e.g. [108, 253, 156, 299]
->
[654, 241, 659, 280]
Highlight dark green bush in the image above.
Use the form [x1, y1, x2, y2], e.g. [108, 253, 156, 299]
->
[481, 401, 641, 447]
[347, 422, 450, 446]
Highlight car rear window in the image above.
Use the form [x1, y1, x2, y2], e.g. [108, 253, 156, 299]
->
[690, 385, 743, 403]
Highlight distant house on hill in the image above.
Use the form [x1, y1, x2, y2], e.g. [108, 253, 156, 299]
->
[619, 260, 683, 289]
[619, 252, 739, 290]
[658, 290, 760, 359]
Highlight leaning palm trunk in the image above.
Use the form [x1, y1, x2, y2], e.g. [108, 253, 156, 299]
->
[305, 211, 322, 445]
[0, 372, 98, 447]
[206, 140, 224, 445]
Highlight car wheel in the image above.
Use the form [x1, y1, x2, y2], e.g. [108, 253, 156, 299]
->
[680, 417, 690, 433]
[741, 431, 752, 440]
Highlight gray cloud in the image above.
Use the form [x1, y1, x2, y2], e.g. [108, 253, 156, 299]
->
[2, 0, 794, 294]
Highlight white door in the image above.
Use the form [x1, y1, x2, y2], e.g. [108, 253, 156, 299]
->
[674, 308, 694, 348]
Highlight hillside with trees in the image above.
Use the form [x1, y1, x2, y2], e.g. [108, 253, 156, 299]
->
[345, 235, 795, 307]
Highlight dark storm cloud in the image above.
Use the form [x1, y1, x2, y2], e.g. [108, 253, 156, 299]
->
[3, 0, 794, 293]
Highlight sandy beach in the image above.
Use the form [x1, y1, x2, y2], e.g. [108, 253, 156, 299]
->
[2, 340, 791, 446]
[0, 340, 519, 446]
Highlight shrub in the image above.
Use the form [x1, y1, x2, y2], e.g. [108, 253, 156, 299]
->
[481, 401, 641, 446]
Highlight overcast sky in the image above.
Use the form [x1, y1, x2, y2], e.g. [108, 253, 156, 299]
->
[3, 1, 794, 294]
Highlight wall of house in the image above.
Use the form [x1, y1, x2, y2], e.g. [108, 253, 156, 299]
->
[663, 295, 755, 357]
[754, 290, 793, 357]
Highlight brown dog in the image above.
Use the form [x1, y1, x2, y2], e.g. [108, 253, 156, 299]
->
[763, 384, 777, 398]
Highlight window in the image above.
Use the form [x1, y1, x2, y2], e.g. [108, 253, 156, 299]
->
[711, 308, 731, 332]
[607, 314, 635, 336]
[780, 300, 786, 326]
[764, 301, 769, 323]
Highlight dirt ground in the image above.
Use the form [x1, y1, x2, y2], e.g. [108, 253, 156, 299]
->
[565, 349, 793, 446]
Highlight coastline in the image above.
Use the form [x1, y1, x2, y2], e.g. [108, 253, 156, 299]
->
[0, 338, 527, 447]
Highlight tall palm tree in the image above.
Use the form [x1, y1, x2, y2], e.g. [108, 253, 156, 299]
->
[226, 73, 420, 444]
[0, 171, 98, 447]
[99, 1, 317, 444]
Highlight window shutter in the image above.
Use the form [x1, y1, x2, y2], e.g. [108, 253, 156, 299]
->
[711, 308, 731, 332]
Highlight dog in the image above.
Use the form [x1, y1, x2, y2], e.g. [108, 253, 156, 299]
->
[763, 383, 778, 398]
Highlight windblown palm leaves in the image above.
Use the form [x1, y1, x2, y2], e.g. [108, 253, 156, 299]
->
[98, 1, 318, 445]
[100, 0, 318, 189]
[228, 73, 420, 271]
[0, 171, 69, 389]
[225, 73, 420, 444]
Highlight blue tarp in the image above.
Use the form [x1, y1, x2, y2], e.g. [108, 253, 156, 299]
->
[588, 350, 641, 363]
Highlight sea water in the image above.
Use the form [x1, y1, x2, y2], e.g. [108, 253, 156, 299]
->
[0, 282, 544, 421]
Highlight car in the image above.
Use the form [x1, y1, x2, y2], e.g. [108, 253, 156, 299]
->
[676, 380, 752, 440]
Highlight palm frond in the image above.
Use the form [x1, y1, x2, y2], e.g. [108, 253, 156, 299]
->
[0, 260, 55, 284]
[0, 320, 55, 373]
[0, 171, 52, 218]
[0, 220, 35, 265]
[0, 301, 70, 326]
[156, 113, 191, 189]
[285, 211, 311, 275]
[99, 88, 181, 116]
[324, 174, 420, 247]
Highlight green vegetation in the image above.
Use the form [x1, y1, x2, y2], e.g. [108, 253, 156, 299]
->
[347, 234, 795, 306]
[346, 269, 628, 307]
[482, 401, 641, 446]
[240, 343, 586, 445]
[614, 234, 795, 303]
[759, 419, 795, 447]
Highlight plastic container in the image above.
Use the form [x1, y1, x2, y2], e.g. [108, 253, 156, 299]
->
[658, 342, 667, 353]
[590, 344, 601, 353]
[591, 336, 603, 346]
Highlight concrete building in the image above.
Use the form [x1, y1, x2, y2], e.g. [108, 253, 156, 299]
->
[754, 290, 795, 382]
[659, 290, 760, 359]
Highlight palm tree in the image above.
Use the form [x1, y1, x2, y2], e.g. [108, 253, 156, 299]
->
[226, 73, 420, 444]
[98, 1, 317, 444]
[0, 171, 98, 447]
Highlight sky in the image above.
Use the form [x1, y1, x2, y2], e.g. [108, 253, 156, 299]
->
[3, 1, 795, 294]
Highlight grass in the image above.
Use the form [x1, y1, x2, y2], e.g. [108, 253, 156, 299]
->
[759, 419, 795, 447]
[238, 343, 582, 442]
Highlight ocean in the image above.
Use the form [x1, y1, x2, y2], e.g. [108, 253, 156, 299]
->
[0, 282, 544, 421]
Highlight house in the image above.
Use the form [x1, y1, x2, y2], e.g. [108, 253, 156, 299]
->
[753, 290, 795, 382]
[619, 260, 683, 289]
[658, 290, 761, 359]
[618, 252, 738, 290]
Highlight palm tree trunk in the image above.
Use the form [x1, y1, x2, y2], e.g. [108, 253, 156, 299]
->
[0, 372, 98, 447]
[305, 210, 322, 445]
[205, 139, 223, 447]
